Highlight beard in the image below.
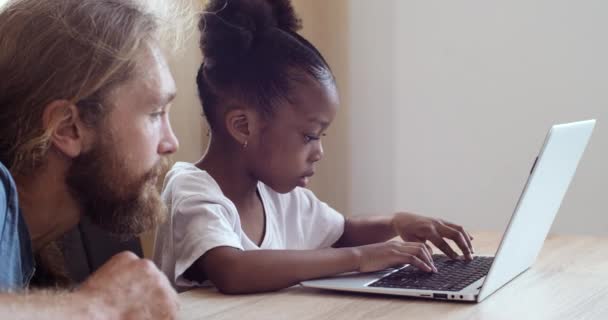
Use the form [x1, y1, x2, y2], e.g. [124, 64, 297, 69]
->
[66, 135, 170, 239]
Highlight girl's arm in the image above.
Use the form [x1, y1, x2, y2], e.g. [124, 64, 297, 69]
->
[185, 242, 436, 294]
[333, 215, 396, 247]
[335, 212, 475, 260]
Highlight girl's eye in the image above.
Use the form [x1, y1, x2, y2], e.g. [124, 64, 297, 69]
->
[304, 133, 326, 143]
[304, 135, 318, 143]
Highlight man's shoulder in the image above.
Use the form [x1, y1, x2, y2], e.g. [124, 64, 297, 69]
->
[0, 161, 13, 192]
[0, 161, 15, 219]
[0, 162, 35, 291]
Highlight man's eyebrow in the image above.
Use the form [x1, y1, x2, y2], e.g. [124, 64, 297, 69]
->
[164, 92, 177, 105]
[156, 92, 176, 107]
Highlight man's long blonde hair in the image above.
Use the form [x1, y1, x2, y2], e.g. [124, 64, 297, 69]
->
[0, 0, 192, 175]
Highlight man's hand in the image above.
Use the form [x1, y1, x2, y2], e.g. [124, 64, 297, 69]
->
[76, 251, 178, 320]
[391, 212, 474, 260]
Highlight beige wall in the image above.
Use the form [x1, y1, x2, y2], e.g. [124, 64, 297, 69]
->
[166, 33, 206, 164]
[292, 0, 352, 215]
[345, 1, 607, 235]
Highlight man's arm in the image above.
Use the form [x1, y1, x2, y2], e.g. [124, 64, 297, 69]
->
[1, 252, 178, 320]
[0, 290, 104, 320]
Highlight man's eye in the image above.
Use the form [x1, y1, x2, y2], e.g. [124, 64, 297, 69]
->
[151, 111, 166, 118]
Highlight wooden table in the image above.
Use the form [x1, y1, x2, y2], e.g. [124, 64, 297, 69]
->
[178, 232, 608, 320]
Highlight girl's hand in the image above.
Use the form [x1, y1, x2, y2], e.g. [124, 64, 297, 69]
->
[353, 241, 438, 273]
[391, 212, 474, 260]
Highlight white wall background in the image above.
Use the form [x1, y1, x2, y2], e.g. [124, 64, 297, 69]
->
[345, 0, 607, 235]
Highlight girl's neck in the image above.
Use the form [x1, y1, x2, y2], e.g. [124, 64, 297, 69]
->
[196, 135, 259, 206]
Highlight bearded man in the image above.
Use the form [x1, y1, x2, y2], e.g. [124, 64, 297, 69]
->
[0, 0, 183, 318]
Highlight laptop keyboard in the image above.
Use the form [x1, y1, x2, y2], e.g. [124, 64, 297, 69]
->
[368, 255, 494, 292]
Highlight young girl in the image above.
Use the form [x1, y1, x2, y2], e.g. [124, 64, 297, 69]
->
[154, 0, 474, 293]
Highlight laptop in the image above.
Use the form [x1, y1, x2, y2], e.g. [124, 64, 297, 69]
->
[301, 119, 596, 302]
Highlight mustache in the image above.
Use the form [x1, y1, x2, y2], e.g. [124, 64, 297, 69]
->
[142, 156, 171, 185]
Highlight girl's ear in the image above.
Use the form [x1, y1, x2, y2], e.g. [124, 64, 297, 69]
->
[225, 108, 258, 147]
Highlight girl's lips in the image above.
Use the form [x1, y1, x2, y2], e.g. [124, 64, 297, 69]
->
[302, 170, 315, 178]
[297, 171, 315, 187]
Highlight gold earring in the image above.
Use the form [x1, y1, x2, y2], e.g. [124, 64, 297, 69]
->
[243, 140, 248, 149]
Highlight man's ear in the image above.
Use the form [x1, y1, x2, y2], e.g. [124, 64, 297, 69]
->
[42, 100, 89, 159]
[224, 108, 260, 147]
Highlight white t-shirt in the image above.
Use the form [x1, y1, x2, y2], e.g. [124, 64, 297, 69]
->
[153, 162, 345, 289]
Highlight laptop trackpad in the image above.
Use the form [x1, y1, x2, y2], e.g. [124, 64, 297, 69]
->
[301, 269, 394, 289]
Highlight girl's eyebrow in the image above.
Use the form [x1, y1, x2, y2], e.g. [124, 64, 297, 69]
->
[307, 117, 330, 129]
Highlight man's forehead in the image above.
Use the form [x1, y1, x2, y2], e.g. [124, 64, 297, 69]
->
[136, 44, 176, 98]
[101, 64, 175, 120]
[107, 44, 176, 108]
